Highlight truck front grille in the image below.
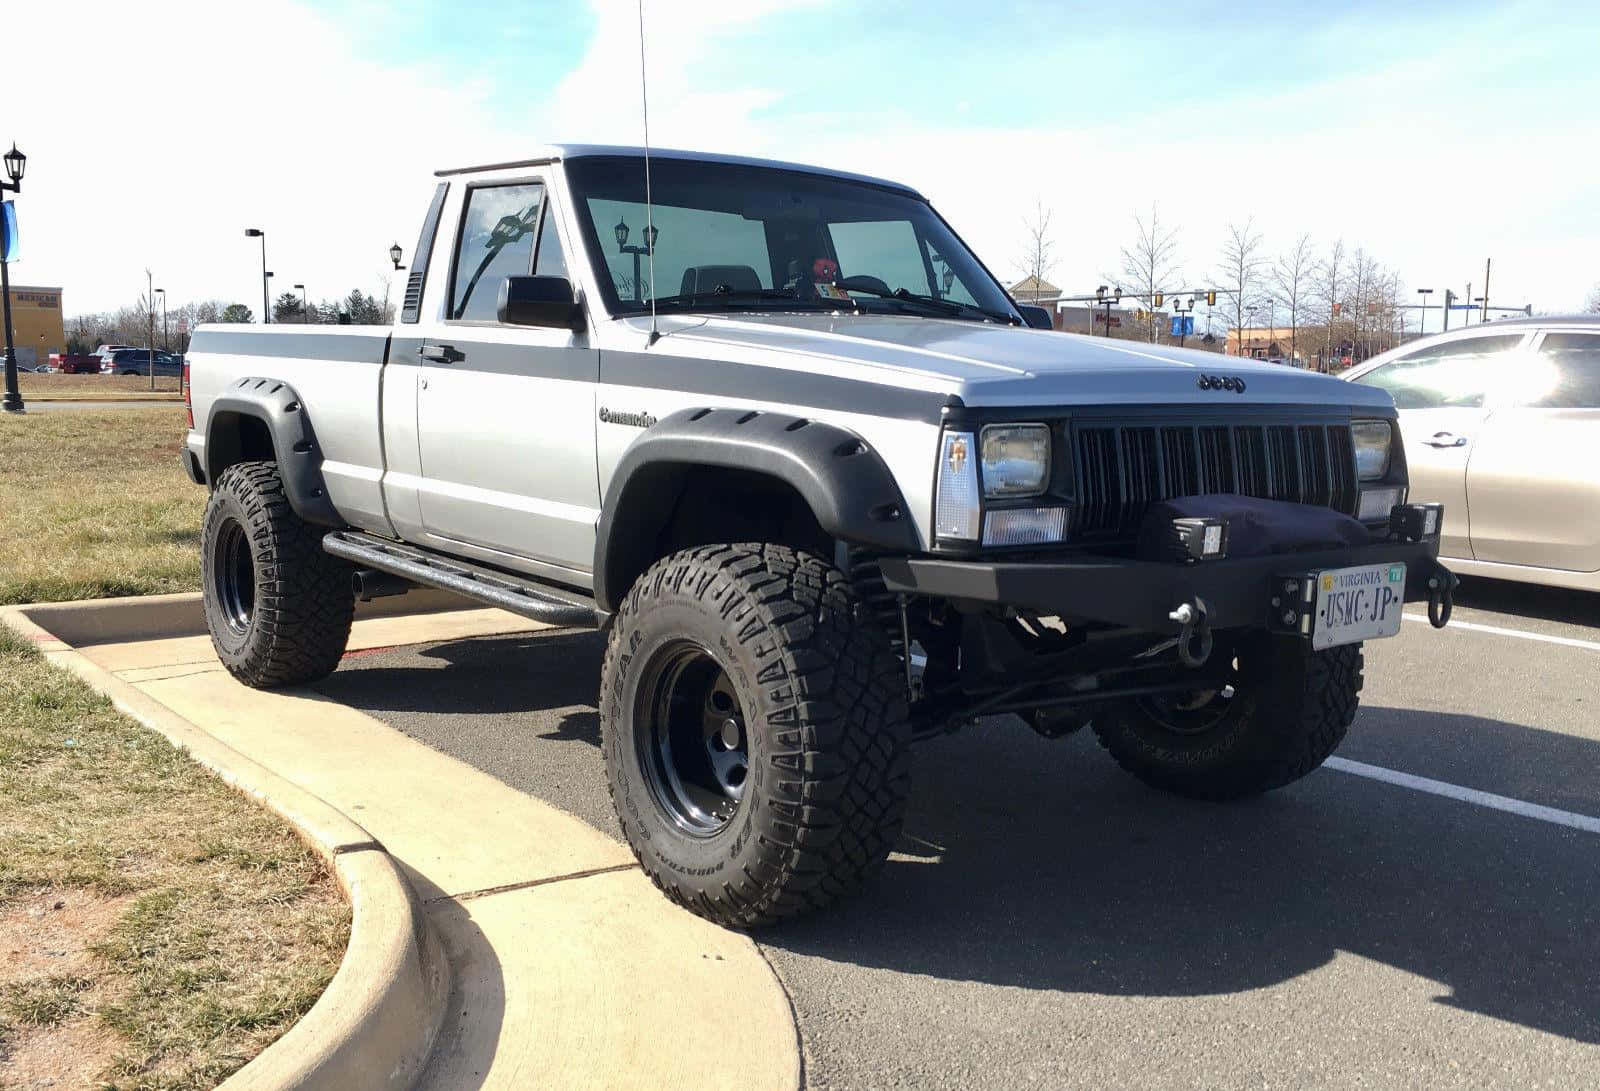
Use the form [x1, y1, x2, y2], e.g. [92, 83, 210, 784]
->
[1070, 419, 1357, 538]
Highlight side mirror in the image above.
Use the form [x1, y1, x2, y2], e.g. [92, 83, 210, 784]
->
[1017, 304, 1054, 330]
[498, 275, 585, 331]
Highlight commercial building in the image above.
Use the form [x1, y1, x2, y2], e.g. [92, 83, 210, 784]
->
[4, 284, 65, 367]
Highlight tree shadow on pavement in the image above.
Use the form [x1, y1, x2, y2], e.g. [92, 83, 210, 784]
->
[764, 709, 1600, 1044]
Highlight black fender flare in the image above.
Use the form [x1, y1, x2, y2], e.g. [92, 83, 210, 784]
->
[593, 407, 919, 612]
[204, 376, 342, 527]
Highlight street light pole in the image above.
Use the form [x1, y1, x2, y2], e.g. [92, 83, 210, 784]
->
[152, 287, 166, 393]
[1416, 288, 1433, 339]
[245, 228, 269, 323]
[1, 142, 27, 415]
[294, 283, 308, 323]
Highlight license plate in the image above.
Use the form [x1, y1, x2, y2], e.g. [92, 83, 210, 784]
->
[1311, 563, 1407, 650]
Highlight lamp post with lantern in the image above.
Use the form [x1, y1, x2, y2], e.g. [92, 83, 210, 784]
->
[1094, 284, 1122, 337]
[2, 142, 29, 414]
[390, 243, 405, 272]
[244, 228, 269, 323]
[614, 218, 658, 303]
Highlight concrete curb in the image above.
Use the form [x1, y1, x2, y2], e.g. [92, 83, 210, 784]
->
[0, 600, 451, 1091]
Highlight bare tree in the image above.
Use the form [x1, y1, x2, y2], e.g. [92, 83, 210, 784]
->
[1215, 219, 1266, 351]
[1312, 240, 1347, 372]
[1118, 203, 1181, 342]
[1271, 234, 1313, 365]
[1585, 282, 1600, 313]
[1015, 199, 1058, 301]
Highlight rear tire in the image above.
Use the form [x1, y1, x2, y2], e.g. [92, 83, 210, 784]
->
[1092, 636, 1362, 800]
[600, 543, 911, 927]
[201, 461, 354, 688]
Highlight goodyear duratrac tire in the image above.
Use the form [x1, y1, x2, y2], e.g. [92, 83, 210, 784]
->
[601, 543, 911, 927]
[201, 461, 354, 688]
[1092, 636, 1362, 801]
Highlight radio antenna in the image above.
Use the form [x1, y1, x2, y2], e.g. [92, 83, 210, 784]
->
[637, 0, 659, 346]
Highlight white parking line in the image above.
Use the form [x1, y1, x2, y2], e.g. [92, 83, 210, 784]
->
[1326, 756, 1600, 835]
[1403, 613, 1600, 653]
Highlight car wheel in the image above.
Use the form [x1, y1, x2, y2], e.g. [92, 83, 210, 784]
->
[201, 460, 354, 688]
[601, 543, 911, 927]
[1093, 635, 1362, 800]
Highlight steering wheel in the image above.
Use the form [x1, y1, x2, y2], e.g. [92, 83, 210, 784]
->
[837, 274, 891, 295]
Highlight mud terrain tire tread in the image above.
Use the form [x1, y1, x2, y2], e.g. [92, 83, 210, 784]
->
[1092, 639, 1363, 801]
[201, 460, 354, 688]
[601, 543, 910, 928]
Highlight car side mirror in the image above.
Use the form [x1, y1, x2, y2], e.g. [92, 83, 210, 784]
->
[498, 275, 585, 331]
[1017, 304, 1054, 330]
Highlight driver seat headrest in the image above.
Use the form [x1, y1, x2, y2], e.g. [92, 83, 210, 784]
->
[680, 264, 762, 297]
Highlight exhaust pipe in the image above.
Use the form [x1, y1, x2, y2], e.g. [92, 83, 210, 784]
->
[352, 569, 413, 601]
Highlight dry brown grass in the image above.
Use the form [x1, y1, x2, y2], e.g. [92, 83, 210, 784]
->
[18, 373, 182, 401]
[0, 409, 202, 605]
[0, 626, 350, 1089]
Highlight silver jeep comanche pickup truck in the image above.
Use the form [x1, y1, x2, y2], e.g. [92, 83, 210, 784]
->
[182, 144, 1454, 926]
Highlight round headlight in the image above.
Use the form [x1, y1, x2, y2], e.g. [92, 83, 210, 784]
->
[980, 424, 1050, 497]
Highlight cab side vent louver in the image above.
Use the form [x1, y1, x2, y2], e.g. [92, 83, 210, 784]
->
[401, 182, 450, 324]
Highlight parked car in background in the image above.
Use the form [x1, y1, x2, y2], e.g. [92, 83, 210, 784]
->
[109, 348, 182, 376]
[1344, 316, 1600, 592]
[94, 344, 134, 372]
[49, 352, 105, 374]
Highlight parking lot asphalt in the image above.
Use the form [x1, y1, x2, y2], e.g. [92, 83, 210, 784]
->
[314, 577, 1600, 1089]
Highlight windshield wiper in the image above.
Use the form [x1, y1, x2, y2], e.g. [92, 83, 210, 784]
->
[650, 288, 855, 314]
[844, 283, 1020, 325]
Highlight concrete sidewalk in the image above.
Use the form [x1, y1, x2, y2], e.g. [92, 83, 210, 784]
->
[14, 592, 799, 1090]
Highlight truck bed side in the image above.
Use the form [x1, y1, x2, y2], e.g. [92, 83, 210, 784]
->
[185, 325, 395, 536]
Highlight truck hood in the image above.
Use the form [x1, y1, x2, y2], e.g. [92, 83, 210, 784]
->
[643, 313, 1395, 412]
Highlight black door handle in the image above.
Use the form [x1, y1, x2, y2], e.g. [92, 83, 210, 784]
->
[420, 342, 465, 364]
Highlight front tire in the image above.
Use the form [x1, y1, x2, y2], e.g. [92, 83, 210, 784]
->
[201, 461, 354, 688]
[1092, 636, 1362, 800]
[601, 544, 910, 927]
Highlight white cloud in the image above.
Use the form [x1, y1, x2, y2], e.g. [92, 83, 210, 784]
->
[12, 0, 1594, 321]
[12, 0, 518, 316]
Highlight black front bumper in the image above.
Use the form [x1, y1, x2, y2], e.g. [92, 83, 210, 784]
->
[878, 538, 1447, 635]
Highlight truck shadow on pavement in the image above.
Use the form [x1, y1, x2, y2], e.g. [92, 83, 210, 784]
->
[771, 710, 1600, 1045]
[1452, 575, 1600, 628]
[318, 629, 1600, 1045]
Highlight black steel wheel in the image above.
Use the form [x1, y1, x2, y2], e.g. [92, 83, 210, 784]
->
[211, 516, 256, 637]
[636, 640, 750, 836]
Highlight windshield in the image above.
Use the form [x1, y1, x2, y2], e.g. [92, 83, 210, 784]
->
[564, 155, 1018, 323]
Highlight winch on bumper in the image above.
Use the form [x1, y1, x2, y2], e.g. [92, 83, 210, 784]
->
[877, 505, 1456, 645]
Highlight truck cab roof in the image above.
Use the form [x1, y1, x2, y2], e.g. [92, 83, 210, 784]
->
[434, 143, 923, 198]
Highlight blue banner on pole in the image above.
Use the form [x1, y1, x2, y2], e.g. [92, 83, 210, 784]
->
[1170, 314, 1194, 337]
[0, 201, 16, 262]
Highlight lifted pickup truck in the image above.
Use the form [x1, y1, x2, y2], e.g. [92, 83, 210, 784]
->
[182, 144, 1454, 927]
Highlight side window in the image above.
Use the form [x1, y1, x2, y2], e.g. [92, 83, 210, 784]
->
[534, 206, 567, 280]
[829, 220, 931, 296]
[1353, 335, 1522, 409]
[450, 183, 543, 321]
[1521, 333, 1600, 408]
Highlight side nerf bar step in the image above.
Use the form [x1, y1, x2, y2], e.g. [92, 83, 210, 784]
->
[323, 530, 597, 628]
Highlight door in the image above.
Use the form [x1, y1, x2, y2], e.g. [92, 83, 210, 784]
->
[1466, 330, 1600, 571]
[1350, 332, 1527, 559]
[412, 179, 600, 577]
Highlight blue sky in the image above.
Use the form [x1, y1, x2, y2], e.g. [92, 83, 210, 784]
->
[11, 0, 1599, 320]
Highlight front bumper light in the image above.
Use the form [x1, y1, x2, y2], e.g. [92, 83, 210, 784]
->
[935, 431, 981, 541]
[980, 424, 1050, 497]
[1351, 420, 1393, 480]
[1358, 484, 1405, 521]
